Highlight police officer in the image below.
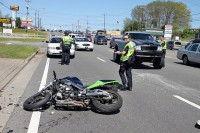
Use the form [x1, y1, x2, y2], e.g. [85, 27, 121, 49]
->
[116, 35, 135, 91]
[159, 35, 166, 67]
[60, 31, 72, 65]
[159, 35, 166, 57]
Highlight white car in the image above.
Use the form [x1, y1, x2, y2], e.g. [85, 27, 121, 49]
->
[46, 36, 75, 58]
[74, 37, 94, 51]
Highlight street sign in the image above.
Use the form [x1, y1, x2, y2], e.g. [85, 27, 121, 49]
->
[0, 18, 11, 24]
[10, 5, 19, 11]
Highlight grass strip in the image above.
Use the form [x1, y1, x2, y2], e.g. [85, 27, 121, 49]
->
[0, 44, 37, 59]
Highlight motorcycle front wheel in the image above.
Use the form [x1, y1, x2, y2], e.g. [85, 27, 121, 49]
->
[23, 91, 51, 111]
[92, 90, 123, 113]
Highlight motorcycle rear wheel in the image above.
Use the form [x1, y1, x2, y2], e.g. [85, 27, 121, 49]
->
[23, 91, 51, 111]
[92, 90, 123, 113]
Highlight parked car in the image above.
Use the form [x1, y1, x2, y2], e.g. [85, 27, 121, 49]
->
[69, 33, 79, 39]
[167, 41, 182, 50]
[74, 37, 94, 51]
[110, 37, 121, 48]
[177, 43, 200, 65]
[185, 39, 200, 49]
[86, 35, 92, 42]
[94, 35, 107, 45]
[46, 36, 75, 58]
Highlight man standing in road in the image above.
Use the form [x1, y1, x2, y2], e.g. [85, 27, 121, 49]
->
[159, 35, 166, 67]
[60, 31, 72, 65]
[116, 35, 135, 91]
[159, 35, 166, 57]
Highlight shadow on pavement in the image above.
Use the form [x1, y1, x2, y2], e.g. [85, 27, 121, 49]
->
[173, 62, 200, 68]
[110, 59, 156, 70]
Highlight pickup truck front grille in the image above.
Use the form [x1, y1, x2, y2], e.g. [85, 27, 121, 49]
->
[141, 46, 157, 51]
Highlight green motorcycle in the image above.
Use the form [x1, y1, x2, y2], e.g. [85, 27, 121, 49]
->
[23, 71, 123, 113]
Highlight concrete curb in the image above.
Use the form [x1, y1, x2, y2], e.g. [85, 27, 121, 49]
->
[0, 48, 40, 91]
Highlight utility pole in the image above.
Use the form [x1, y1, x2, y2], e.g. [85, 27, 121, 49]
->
[35, 11, 37, 30]
[25, 0, 30, 32]
[38, 11, 40, 30]
[40, 18, 41, 29]
[104, 14, 105, 31]
[86, 16, 89, 34]
[164, 0, 166, 25]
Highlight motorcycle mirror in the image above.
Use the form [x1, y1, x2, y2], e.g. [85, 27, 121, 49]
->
[53, 70, 57, 80]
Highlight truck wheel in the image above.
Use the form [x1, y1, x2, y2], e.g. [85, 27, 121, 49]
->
[153, 58, 163, 69]
[113, 51, 120, 63]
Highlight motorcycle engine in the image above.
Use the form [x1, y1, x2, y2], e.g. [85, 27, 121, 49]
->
[59, 84, 79, 99]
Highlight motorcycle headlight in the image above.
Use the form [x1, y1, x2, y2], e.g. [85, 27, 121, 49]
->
[157, 46, 162, 51]
[135, 46, 141, 51]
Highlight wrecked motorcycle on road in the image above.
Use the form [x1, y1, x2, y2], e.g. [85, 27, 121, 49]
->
[23, 71, 123, 113]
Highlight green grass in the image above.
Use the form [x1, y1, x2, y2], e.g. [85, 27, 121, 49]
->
[0, 44, 37, 59]
[0, 37, 46, 42]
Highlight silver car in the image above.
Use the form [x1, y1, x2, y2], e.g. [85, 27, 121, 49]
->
[177, 43, 200, 65]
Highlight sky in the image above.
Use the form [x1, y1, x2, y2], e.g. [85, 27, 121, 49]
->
[1, 0, 200, 31]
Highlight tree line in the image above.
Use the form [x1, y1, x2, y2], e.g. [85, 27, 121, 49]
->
[123, 0, 197, 39]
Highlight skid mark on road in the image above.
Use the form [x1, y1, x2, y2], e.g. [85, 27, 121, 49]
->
[173, 95, 200, 110]
[27, 58, 50, 133]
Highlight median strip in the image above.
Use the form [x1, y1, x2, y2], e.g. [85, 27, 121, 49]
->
[173, 95, 200, 110]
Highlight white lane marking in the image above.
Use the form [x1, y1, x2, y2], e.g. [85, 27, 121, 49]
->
[96, 57, 106, 62]
[27, 58, 50, 133]
[173, 95, 200, 110]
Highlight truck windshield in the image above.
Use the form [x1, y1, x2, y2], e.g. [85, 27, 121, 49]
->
[129, 33, 154, 40]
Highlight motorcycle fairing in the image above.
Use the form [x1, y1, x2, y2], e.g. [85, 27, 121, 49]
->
[86, 80, 120, 90]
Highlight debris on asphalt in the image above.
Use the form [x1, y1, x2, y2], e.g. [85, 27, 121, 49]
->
[7, 129, 14, 133]
[8, 103, 13, 106]
[0, 105, 2, 110]
[195, 120, 200, 129]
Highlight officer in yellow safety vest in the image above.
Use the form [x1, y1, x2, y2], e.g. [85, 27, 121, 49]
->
[60, 31, 72, 65]
[115, 35, 135, 91]
[159, 35, 167, 57]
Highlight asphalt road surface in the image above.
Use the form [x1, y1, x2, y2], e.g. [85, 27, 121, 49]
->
[2, 39, 200, 133]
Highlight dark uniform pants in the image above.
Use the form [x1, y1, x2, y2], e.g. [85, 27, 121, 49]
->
[61, 45, 70, 64]
[119, 62, 132, 88]
[162, 49, 166, 67]
[162, 49, 166, 58]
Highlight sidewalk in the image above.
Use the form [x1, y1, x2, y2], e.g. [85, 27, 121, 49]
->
[0, 49, 40, 91]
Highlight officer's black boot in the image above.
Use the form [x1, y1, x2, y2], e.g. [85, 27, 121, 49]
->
[120, 84, 128, 91]
[127, 87, 132, 91]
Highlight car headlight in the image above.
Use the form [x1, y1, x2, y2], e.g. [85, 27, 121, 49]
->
[135, 46, 141, 51]
[157, 46, 162, 51]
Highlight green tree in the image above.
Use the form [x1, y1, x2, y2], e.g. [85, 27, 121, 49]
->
[123, 18, 139, 33]
[129, 0, 190, 32]
[181, 28, 195, 40]
[16, 17, 21, 28]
